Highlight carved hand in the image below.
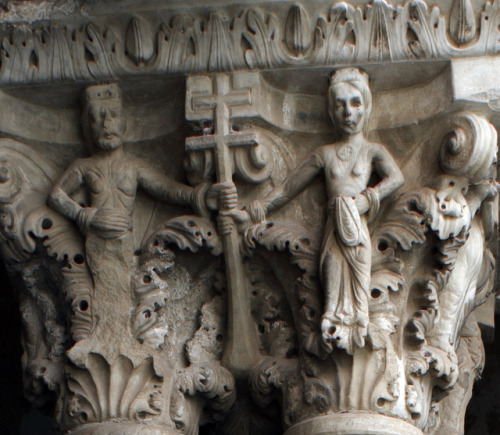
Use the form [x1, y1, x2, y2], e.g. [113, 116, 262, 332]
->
[215, 182, 239, 211]
[210, 182, 251, 223]
[224, 208, 250, 224]
[90, 208, 131, 237]
[354, 193, 370, 215]
[205, 182, 238, 211]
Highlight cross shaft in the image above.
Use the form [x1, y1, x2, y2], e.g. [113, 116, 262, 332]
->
[185, 73, 261, 378]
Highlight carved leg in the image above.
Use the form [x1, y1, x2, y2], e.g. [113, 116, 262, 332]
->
[320, 231, 370, 355]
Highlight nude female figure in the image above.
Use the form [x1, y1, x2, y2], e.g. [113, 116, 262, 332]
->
[229, 68, 404, 355]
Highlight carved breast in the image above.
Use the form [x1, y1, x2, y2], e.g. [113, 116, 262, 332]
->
[86, 170, 106, 195]
[116, 170, 136, 197]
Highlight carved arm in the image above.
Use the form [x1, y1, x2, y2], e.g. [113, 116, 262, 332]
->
[137, 163, 209, 217]
[248, 152, 323, 222]
[48, 163, 86, 223]
[48, 161, 130, 236]
[370, 143, 404, 201]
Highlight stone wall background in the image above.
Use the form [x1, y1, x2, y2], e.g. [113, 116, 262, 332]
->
[465, 318, 500, 434]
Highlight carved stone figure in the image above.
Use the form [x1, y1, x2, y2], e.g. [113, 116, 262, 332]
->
[49, 82, 207, 252]
[42, 83, 236, 433]
[48, 83, 208, 355]
[229, 67, 404, 355]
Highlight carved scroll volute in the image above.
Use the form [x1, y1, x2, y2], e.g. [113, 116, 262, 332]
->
[399, 112, 498, 432]
[0, 141, 53, 257]
[439, 112, 497, 183]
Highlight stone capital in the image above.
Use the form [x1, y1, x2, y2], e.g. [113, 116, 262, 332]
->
[0, 1, 498, 434]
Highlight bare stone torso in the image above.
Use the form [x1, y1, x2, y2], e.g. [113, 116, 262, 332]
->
[317, 142, 373, 199]
[81, 154, 138, 216]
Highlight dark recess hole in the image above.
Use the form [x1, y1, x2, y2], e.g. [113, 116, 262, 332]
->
[41, 218, 53, 230]
[73, 254, 84, 265]
[378, 240, 388, 251]
[408, 200, 419, 212]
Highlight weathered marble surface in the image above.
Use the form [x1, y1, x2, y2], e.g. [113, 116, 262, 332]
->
[0, 1, 498, 435]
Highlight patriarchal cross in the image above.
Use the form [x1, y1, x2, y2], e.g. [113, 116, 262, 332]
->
[185, 73, 261, 378]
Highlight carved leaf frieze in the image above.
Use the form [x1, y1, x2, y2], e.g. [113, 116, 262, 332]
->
[0, 1, 500, 85]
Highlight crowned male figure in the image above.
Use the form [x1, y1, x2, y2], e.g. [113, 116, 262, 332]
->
[49, 83, 207, 360]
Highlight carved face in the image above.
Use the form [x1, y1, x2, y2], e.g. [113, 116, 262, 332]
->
[88, 99, 125, 151]
[329, 83, 366, 136]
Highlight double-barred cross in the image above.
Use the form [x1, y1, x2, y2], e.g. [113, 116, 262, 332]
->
[186, 74, 258, 181]
[185, 73, 261, 378]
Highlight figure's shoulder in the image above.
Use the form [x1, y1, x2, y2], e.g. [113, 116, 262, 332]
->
[318, 143, 338, 152]
[365, 140, 391, 157]
[312, 144, 337, 160]
[66, 156, 91, 173]
[129, 155, 156, 173]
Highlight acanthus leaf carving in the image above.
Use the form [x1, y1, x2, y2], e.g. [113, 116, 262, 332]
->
[0, 139, 99, 409]
[244, 220, 319, 272]
[144, 215, 222, 257]
[244, 9, 283, 70]
[65, 353, 163, 427]
[0, 1, 498, 85]
[176, 362, 236, 422]
[449, 0, 477, 45]
[26, 207, 94, 342]
[314, 3, 355, 64]
[125, 16, 155, 66]
[132, 216, 224, 351]
[243, 219, 323, 359]
[285, 5, 312, 57]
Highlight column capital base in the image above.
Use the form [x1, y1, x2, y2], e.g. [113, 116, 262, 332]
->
[66, 421, 179, 435]
[284, 412, 423, 435]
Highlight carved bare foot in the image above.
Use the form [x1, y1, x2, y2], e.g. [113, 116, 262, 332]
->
[321, 311, 341, 353]
[321, 312, 367, 355]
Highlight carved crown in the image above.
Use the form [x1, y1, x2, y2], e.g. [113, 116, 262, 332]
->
[84, 83, 122, 105]
[329, 67, 369, 87]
